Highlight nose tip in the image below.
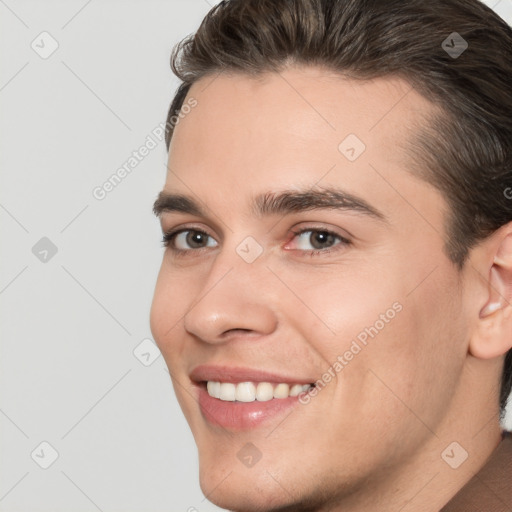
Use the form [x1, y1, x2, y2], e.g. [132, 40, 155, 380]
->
[185, 299, 278, 345]
[183, 266, 278, 345]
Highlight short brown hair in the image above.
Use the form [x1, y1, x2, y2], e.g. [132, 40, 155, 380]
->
[164, 0, 512, 415]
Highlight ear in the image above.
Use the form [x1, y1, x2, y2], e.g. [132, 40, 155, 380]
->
[469, 226, 512, 360]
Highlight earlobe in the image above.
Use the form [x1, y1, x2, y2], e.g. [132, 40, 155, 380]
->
[469, 231, 512, 360]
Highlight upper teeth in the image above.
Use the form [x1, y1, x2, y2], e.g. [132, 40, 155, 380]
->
[206, 381, 312, 402]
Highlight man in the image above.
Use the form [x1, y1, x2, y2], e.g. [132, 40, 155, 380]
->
[150, 0, 512, 510]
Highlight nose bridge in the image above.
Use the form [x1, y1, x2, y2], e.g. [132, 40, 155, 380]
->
[183, 237, 278, 343]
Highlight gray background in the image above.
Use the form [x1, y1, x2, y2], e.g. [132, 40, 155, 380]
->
[1, 1, 511, 511]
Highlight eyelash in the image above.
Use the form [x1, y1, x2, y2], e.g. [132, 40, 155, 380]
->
[161, 226, 351, 258]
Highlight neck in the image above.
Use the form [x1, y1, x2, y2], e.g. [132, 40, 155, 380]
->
[324, 402, 503, 512]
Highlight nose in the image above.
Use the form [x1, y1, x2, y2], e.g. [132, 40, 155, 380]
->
[183, 249, 279, 344]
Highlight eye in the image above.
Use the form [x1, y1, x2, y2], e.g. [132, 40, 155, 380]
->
[161, 226, 351, 257]
[285, 228, 350, 255]
[162, 228, 218, 252]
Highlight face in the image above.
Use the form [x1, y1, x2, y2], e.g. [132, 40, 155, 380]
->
[150, 67, 472, 511]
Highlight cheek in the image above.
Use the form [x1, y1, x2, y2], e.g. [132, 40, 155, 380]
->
[149, 269, 170, 346]
[150, 267, 206, 429]
[282, 263, 405, 363]
[352, 273, 465, 434]
[149, 264, 194, 359]
[286, 261, 465, 424]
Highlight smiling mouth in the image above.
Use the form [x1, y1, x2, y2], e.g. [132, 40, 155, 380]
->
[204, 381, 315, 402]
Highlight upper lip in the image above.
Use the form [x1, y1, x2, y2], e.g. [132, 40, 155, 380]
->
[190, 364, 315, 385]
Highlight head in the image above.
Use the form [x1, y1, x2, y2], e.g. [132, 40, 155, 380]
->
[151, 0, 512, 510]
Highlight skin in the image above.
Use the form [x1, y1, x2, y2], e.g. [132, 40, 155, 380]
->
[150, 66, 512, 512]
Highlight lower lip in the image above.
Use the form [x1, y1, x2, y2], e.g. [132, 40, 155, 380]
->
[196, 383, 304, 430]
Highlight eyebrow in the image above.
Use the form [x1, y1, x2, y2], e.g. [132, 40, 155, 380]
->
[152, 187, 388, 223]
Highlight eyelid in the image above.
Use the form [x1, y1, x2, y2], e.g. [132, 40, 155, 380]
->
[161, 223, 352, 257]
[161, 226, 217, 251]
[283, 226, 351, 254]
[285, 224, 352, 245]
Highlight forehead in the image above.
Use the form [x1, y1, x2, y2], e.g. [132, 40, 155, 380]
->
[172, 66, 434, 153]
[164, 66, 444, 224]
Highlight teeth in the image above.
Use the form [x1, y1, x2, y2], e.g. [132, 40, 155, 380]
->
[219, 382, 236, 401]
[235, 382, 256, 402]
[256, 382, 274, 401]
[273, 383, 289, 399]
[289, 384, 304, 397]
[207, 381, 220, 399]
[206, 381, 313, 401]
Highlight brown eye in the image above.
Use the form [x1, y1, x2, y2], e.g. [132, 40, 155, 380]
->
[309, 231, 337, 249]
[288, 229, 349, 253]
[162, 229, 218, 251]
[184, 231, 209, 248]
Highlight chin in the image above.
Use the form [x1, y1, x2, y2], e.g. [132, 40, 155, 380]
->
[198, 460, 335, 512]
